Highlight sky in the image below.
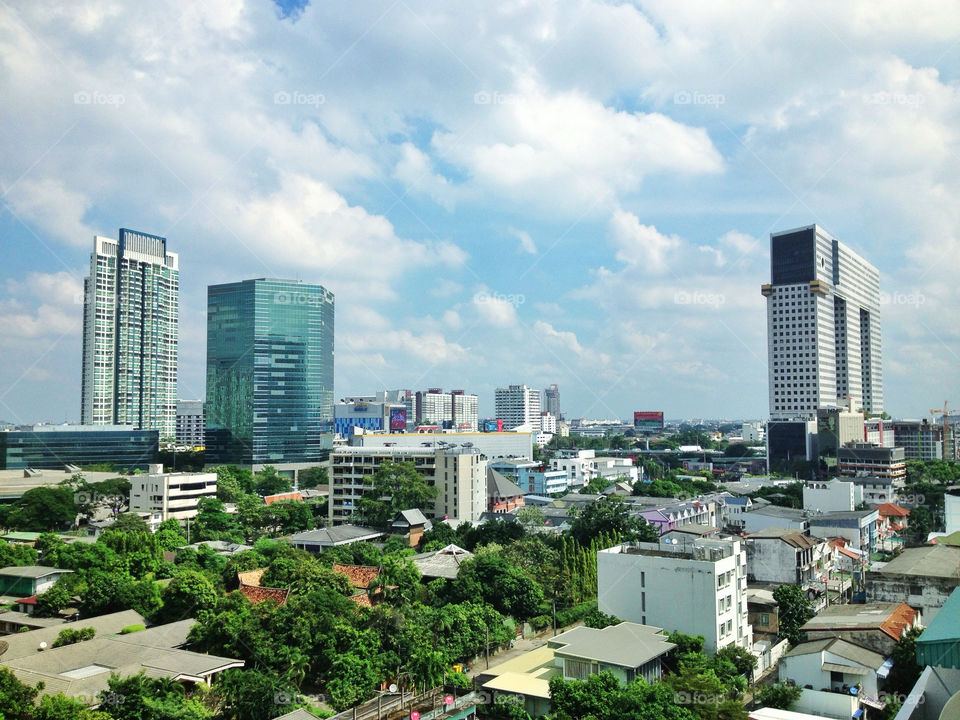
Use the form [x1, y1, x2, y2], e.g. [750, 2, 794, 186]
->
[1, 0, 958, 425]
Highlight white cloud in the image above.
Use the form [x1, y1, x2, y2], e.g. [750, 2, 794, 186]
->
[508, 227, 536, 254]
[3, 179, 95, 247]
[607, 210, 681, 273]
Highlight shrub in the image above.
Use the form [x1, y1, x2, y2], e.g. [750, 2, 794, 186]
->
[120, 624, 146, 634]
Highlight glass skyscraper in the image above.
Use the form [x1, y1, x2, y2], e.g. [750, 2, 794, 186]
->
[205, 279, 334, 468]
[80, 230, 179, 437]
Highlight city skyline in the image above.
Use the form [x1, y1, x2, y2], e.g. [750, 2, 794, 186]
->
[2, 2, 958, 424]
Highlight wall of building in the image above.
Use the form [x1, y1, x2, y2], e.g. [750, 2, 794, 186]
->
[866, 573, 959, 623]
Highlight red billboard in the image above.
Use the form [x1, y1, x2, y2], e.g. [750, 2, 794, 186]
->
[389, 408, 407, 431]
[633, 411, 664, 431]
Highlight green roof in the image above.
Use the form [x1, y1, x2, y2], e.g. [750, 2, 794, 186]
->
[916, 587, 960, 670]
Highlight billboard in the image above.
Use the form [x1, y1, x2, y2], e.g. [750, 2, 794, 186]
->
[482, 419, 504, 432]
[389, 408, 407, 432]
[634, 411, 664, 432]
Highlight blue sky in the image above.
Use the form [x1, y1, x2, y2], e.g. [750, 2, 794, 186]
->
[1, 0, 958, 424]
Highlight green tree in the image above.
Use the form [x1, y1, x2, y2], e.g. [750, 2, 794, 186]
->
[52, 626, 96, 647]
[715, 644, 757, 678]
[516, 505, 545, 529]
[0, 666, 39, 719]
[100, 672, 213, 720]
[34, 693, 114, 720]
[887, 626, 923, 695]
[326, 654, 379, 710]
[157, 569, 219, 623]
[214, 465, 256, 503]
[908, 506, 934, 545]
[355, 460, 437, 529]
[155, 518, 189, 550]
[255, 466, 293, 497]
[299, 465, 329, 488]
[0, 539, 38, 566]
[6, 486, 77, 531]
[216, 668, 299, 720]
[773, 584, 813, 646]
[754, 683, 802, 710]
[583, 607, 621, 629]
[453, 554, 544, 620]
[568, 496, 657, 546]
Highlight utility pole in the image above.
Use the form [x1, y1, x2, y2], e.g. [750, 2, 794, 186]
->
[485, 625, 490, 669]
[552, 596, 557, 636]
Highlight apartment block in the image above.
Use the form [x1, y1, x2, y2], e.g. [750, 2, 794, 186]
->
[598, 537, 752, 653]
[128, 464, 217, 521]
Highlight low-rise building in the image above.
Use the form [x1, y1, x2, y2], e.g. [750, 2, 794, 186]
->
[129, 464, 218, 521]
[487, 469, 526, 514]
[803, 479, 862, 513]
[289, 525, 385, 552]
[866, 544, 960, 622]
[0, 566, 73, 598]
[807, 509, 878, 554]
[742, 505, 810, 534]
[745, 528, 829, 586]
[411, 544, 473, 580]
[799, 602, 919, 656]
[838, 444, 907, 483]
[747, 588, 779, 642]
[480, 623, 676, 717]
[598, 537, 751, 653]
[849, 475, 898, 505]
[517, 466, 569, 495]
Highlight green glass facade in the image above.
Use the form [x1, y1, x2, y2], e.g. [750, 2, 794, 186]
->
[0, 426, 159, 470]
[205, 279, 334, 466]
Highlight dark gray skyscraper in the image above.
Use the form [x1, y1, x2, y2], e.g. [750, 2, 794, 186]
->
[205, 279, 334, 471]
[762, 225, 882, 421]
[543, 384, 560, 418]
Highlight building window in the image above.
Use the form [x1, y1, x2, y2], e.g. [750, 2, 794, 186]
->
[761, 614, 769, 626]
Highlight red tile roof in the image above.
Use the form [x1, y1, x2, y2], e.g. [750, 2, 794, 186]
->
[332, 563, 381, 589]
[880, 603, 919, 640]
[349, 592, 373, 608]
[877, 503, 910, 518]
[239, 584, 289, 606]
[264, 492, 303, 505]
[16, 595, 38, 605]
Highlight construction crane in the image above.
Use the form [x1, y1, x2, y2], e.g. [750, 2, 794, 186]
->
[930, 401, 952, 461]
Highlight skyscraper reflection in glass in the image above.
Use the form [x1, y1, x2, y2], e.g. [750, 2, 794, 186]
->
[205, 279, 334, 467]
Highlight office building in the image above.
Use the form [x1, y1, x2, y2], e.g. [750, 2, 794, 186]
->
[543, 384, 560, 419]
[892, 419, 944, 461]
[334, 395, 408, 437]
[517, 466, 570, 495]
[128, 464, 217, 521]
[598, 537, 752, 653]
[766, 418, 818, 468]
[762, 225, 882, 421]
[205, 279, 334, 473]
[175, 400, 205, 448]
[0, 425, 158, 470]
[329, 446, 486, 525]
[80, 230, 179, 436]
[816, 405, 864, 457]
[495, 385, 541, 431]
[837, 444, 906, 482]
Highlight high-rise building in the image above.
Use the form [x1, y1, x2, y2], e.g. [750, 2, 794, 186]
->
[762, 225, 882, 421]
[413, 389, 478, 430]
[175, 400, 205, 448]
[494, 384, 541, 431]
[205, 279, 334, 472]
[543, 384, 560, 419]
[81, 230, 179, 437]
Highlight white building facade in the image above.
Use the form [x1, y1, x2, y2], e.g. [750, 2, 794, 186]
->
[598, 538, 752, 653]
[763, 225, 882, 421]
[129, 466, 217, 521]
[494, 385, 541, 431]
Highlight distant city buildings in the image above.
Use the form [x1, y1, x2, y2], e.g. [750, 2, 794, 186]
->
[335, 392, 409, 437]
[205, 279, 334, 473]
[763, 225, 883, 421]
[355, 428, 534, 461]
[81, 230, 179, 437]
[411, 388, 478, 431]
[175, 400, 205, 448]
[495, 384, 541, 431]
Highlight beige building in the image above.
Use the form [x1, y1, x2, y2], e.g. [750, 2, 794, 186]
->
[128, 464, 217, 521]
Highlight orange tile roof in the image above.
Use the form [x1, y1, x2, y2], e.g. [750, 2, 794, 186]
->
[877, 502, 910, 518]
[332, 563, 381, 589]
[880, 603, 919, 640]
[237, 568, 266, 587]
[264, 492, 303, 505]
[239, 584, 289, 606]
[349, 592, 373, 608]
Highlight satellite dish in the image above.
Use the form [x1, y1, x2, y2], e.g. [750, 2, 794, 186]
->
[389, 683, 398, 693]
[38, 641, 47, 650]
